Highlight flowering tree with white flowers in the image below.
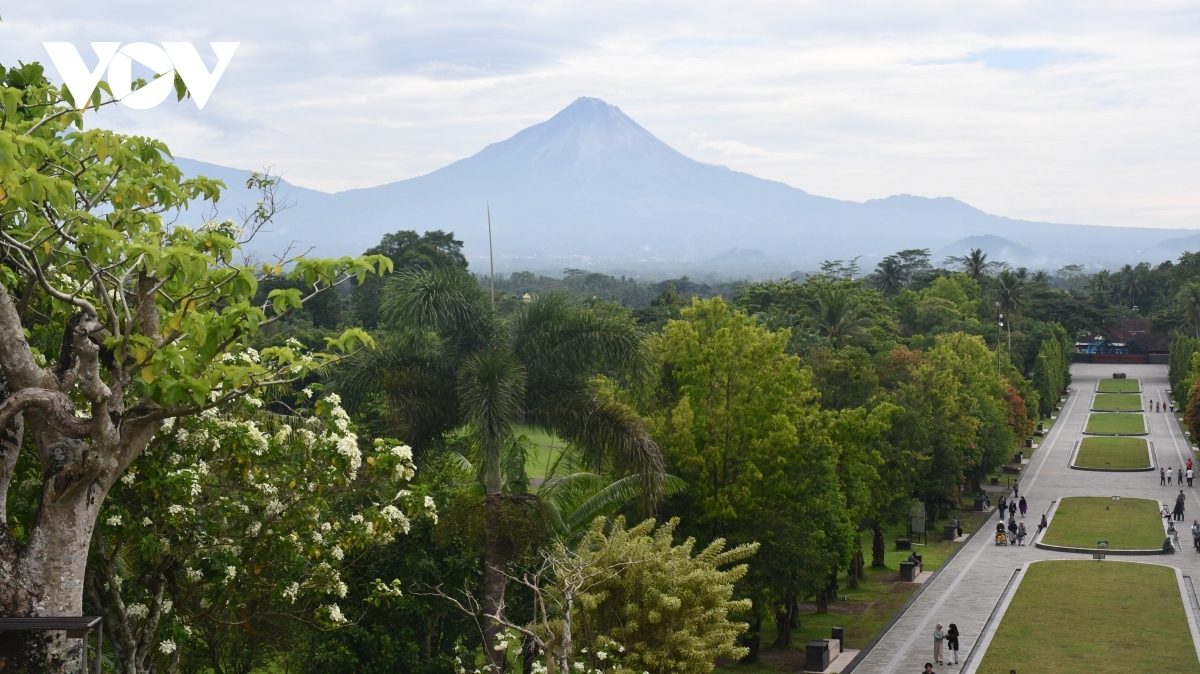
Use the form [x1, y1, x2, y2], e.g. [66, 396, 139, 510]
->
[81, 392, 434, 674]
[0, 63, 389, 672]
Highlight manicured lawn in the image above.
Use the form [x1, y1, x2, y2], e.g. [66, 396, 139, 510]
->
[977, 560, 1198, 674]
[1085, 413, 1145, 435]
[1075, 437, 1150, 469]
[1098, 378, 1141, 393]
[1091, 393, 1144, 412]
[1041, 497, 1163, 550]
[514, 424, 567, 479]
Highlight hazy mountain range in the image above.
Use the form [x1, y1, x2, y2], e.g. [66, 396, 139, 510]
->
[177, 97, 1200, 278]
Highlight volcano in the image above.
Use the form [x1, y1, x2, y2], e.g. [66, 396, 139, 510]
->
[177, 97, 1196, 275]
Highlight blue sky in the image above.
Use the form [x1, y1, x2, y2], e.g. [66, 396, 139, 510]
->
[6, 1, 1200, 230]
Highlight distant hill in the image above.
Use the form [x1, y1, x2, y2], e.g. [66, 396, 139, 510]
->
[176, 97, 1200, 277]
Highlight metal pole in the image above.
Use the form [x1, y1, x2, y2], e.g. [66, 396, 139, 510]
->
[487, 203, 495, 310]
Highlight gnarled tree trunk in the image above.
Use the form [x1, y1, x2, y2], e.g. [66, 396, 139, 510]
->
[0, 285, 162, 673]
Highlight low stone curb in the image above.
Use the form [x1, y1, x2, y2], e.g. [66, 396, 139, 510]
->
[1032, 541, 1169, 555]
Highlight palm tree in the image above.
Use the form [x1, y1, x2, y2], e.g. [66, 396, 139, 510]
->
[1115, 264, 1146, 309]
[336, 267, 664, 666]
[870, 256, 904, 296]
[1180, 282, 1200, 337]
[1088, 269, 1113, 300]
[992, 269, 1028, 318]
[537, 448, 686, 539]
[815, 285, 870, 348]
[945, 248, 999, 282]
[1030, 270, 1051, 287]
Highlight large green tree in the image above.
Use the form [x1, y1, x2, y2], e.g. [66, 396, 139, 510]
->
[0, 63, 387, 672]
[351, 230, 467, 329]
[647, 298, 855, 660]
[334, 266, 663, 668]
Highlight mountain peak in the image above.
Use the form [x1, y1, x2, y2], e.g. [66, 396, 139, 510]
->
[473, 96, 687, 169]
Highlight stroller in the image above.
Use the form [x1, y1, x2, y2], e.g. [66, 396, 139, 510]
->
[995, 522, 1009, 546]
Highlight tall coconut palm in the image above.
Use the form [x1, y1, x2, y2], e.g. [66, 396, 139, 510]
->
[335, 267, 664, 666]
[815, 285, 871, 348]
[1030, 270, 1051, 287]
[1114, 264, 1146, 309]
[1088, 269, 1113, 300]
[1180, 282, 1200, 337]
[992, 269, 1028, 318]
[870, 256, 905, 296]
[944, 248, 1001, 282]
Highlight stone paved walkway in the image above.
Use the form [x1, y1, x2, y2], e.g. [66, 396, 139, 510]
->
[846, 363, 1200, 673]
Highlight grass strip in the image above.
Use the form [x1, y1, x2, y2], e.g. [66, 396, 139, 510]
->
[1075, 437, 1150, 469]
[1041, 496, 1163, 550]
[1097, 378, 1141, 393]
[1085, 413, 1145, 435]
[978, 560, 1198, 674]
[1091, 393, 1144, 412]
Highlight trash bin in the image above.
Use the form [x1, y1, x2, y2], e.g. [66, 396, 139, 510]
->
[974, 497, 988, 511]
[805, 640, 830, 672]
[895, 538, 911, 550]
[944, 524, 958, 541]
[900, 560, 917, 582]
[1037, 422, 1044, 432]
[1017, 451, 1024, 463]
[831, 626, 844, 651]
[1025, 437, 1033, 448]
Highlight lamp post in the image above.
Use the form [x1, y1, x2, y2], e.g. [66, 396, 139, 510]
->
[996, 301, 1003, 374]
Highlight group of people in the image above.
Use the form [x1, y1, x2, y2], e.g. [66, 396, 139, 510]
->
[1161, 459, 1195, 487]
[1148, 398, 1174, 413]
[931, 623, 960, 666]
[993, 493, 1034, 546]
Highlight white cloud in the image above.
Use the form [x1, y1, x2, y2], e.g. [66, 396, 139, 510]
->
[5, 1, 1200, 228]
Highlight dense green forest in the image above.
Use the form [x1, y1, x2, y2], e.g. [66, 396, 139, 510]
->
[8, 62, 1200, 674]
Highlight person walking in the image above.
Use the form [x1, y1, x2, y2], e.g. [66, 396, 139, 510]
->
[1017, 522, 1027, 545]
[1188, 468, 1195, 488]
[1191, 520, 1199, 552]
[1018, 496, 1028, 518]
[933, 624, 944, 665]
[1163, 466, 1168, 486]
[998, 495, 1007, 516]
[1009, 500, 1017, 519]
[1007, 516, 1018, 542]
[1037, 513, 1048, 538]
[1178, 491, 1187, 521]
[1013, 480, 1019, 498]
[1169, 467, 1174, 486]
[946, 624, 960, 664]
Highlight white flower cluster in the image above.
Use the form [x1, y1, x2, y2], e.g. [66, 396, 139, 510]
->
[126, 604, 149, 619]
[380, 505, 411, 534]
[158, 639, 177, 655]
[327, 603, 346, 623]
[336, 435, 362, 477]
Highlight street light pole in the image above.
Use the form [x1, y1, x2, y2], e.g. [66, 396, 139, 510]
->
[996, 301, 1003, 374]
